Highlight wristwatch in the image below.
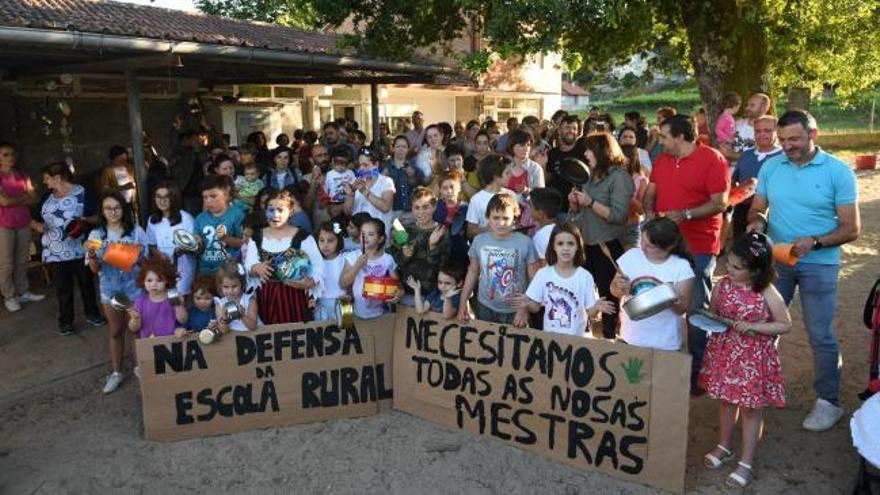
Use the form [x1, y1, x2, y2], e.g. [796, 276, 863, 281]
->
[812, 236, 824, 250]
[587, 197, 596, 208]
[684, 209, 693, 221]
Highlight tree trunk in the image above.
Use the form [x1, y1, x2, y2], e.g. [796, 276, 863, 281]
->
[679, 1, 770, 143]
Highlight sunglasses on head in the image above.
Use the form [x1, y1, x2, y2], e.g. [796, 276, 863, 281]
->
[747, 232, 770, 258]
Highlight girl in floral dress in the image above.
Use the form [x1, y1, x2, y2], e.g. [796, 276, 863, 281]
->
[699, 232, 792, 488]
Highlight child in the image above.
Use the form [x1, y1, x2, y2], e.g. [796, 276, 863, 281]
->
[146, 182, 196, 297]
[340, 217, 400, 319]
[512, 223, 614, 335]
[235, 162, 265, 212]
[441, 144, 476, 200]
[245, 188, 323, 324]
[610, 217, 695, 349]
[343, 212, 371, 253]
[313, 221, 348, 322]
[458, 193, 538, 324]
[698, 232, 791, 488]
[528, 187, 562, 265]
[287, 187, 313, 235]
[618, 144, 649, 250]
[86, 193, 148, 394]
[433, 170, 469, 265]
[463, 130, 491, 194]
[214, 260, 259, 333]
[324, 145, 356, 216]
[406, 260, 466, 319]
[195, 174, 246, 275]
[344, 147, 395, 241]
[392, 187, 449, 306]
[180, 275, 216, 335]
[382, 135, 424, 221]
[265, 147, 298, 191]
[715, 92, 741, 148]
[465, 154, 514, 239]
[128, 255, 187, 339]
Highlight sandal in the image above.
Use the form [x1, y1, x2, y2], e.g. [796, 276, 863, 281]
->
[726, 461, 754, 488]
[703, 444, 735, 469]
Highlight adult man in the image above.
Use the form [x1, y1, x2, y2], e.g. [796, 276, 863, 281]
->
[406, 111, 425, 152]
[747, 110, 859, 431]
[321, 121, 357, 160]
[546, 115, 585, 216]
[720, 92, 772, 161]
[730, 115, 781, 239]
[302, 143, 332, 227]
[494, 117, 520, 153]
[644, 115, 730, 393]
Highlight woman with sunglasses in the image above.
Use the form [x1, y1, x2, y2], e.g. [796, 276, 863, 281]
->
[0, 142, 43, 313]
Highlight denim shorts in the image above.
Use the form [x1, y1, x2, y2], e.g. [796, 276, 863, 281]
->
[98, 268, 142, 306]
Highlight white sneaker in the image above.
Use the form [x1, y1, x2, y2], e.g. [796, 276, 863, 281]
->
[17, 292, 45, 303]
[133, 366, 140, 379]
[102, 371, 126, 394]
[802, 398, 844, 431]
[4, 298, 21, 312]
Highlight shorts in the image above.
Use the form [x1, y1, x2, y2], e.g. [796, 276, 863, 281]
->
[98, 272, 142, 306]
[474, 300, 515, 325]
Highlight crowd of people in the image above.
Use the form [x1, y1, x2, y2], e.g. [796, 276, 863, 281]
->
[0, 94, 861, 488]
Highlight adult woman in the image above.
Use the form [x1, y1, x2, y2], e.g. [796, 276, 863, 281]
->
[146, 182, 196, 297]
[416, 124, 447, 184]
[36, 162, 105, 335]
[505, 129, 545, 199]
[569, 133, 635, 339]
[265, 147, 299, 191]
[464, 131, 492, 191]
[0, 142, 42, 312]
[618, 125, 652, 173]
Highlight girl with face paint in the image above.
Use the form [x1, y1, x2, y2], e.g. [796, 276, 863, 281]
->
[243, 189, 324, 324]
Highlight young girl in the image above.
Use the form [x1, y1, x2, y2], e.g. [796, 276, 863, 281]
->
[343, 211, 371, 253]
[512, 223, 614, 335]
[715, 92, 741, 147]
[86, 193, 148, 394]
[340, 217, 401, 319]
[433, 170, 469, 265]
[610, 217, 695, 349]
[128, 256, 187, 338]
[344, 147, 395, 241]
[179, 275, 216, 335]
[313, 221, 348, 322]
[406, 260, 466, 319]
[245, 188, 323, 324]
[698, 232, 791, 488]
[146, 182, 196, 297]
[214, 261, 259, 333]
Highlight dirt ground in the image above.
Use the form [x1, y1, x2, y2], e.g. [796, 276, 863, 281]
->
[1, 167, 878, 494]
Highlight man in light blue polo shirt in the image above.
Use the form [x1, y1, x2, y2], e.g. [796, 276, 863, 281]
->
[747, 110, 860, 432]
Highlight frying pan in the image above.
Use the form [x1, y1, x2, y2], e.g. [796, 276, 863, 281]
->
[553, 157, 592, 187]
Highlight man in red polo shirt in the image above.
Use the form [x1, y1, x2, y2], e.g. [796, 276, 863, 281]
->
[644, 115, 730, 394]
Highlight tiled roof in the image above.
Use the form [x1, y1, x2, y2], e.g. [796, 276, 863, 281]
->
[0, 0, 340, 54]
[562, 80, 589, 96]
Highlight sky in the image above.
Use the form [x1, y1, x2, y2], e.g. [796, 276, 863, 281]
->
[113, 0, 197, 12]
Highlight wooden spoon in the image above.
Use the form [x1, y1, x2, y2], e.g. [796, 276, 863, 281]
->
[598, 242, 623, 274]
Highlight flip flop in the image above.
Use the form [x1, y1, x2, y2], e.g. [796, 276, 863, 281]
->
[726, 461, 754, 488]
[703, 444, 735, 469]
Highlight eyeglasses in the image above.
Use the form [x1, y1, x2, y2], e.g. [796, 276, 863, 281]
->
[747, 232, 769, 258]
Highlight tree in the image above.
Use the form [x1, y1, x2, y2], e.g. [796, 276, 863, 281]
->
[197, 0, 880, 126]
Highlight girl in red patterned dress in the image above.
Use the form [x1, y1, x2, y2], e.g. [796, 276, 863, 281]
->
[244, 188, 323, 324]
[699, 232, 792, 488]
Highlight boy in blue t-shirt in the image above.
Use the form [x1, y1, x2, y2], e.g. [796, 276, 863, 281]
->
[194, 175, 245, 275]
[174, 275, 216, 336]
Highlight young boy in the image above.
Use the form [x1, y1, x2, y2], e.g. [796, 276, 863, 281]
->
[194, 174, 246, 275]
[528, 187, 563, 264]
[324, 144, 356, 219]
[433, 170, 469, 265]
[458, 193, 538, 324]
[465, 154, 514, 239]
[234, 161, 265, 212]
[442, 144, 476, 199]
[392, 187, 449, 306]
[175, 275, 216, 336]
[407, 259, 466, 319]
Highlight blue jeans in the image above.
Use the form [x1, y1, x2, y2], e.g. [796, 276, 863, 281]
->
[774, 262, 841, 405]
[688, 254, 716, 384]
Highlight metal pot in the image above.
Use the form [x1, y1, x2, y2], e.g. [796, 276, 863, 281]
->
[166, 288, 182, 305]
[223, 301, 242, 321]
[172, 230, 199, 252]
[622, 282, 679, 321]
[109, 292, 132, 312]
[335, 300, 354, 330]
[199, 325, 221, 345]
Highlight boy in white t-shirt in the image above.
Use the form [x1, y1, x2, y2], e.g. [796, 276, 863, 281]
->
[324, 145, 356, 218]
[528, 187, 562, 265]
[465, 154, 514, 239]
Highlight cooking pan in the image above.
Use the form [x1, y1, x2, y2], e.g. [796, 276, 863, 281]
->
[109, 292, 132, 312]
[553, 157, 592, 187]
[622, 282, 679, 321]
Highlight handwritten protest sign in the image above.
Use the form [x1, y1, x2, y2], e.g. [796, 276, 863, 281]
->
[392, 309, 691, 493]
[138, 315, 395, 442]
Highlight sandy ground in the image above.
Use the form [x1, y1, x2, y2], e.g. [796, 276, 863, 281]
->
[1, 166, 879, 494]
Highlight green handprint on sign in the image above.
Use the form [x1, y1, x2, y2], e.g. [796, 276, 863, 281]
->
[620, 357, 647, 385]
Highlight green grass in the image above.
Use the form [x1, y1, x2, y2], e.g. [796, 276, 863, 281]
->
[580, 88, 879, 134]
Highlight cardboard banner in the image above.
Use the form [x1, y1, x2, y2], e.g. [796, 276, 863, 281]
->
[138, 315, 395, 442]
[392, 309, 691, 493]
